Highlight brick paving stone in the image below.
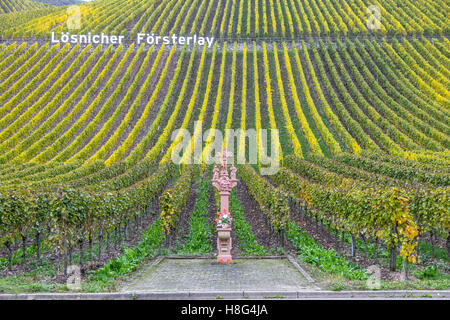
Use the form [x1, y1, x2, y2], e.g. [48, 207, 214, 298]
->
[124, 258, 314, 292]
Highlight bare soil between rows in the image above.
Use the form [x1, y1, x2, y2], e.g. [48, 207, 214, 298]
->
[234, 179, 284, 251]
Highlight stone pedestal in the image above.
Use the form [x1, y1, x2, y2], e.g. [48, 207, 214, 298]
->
[216, 227, 232, 264]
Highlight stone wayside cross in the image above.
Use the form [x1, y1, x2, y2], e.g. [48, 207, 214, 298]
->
[211, 148, 238, 263]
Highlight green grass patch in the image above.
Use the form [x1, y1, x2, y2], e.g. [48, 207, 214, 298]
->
[91, 218, 164, 280]
[287, 221, 367, 280]
[0, 260, 69, 294]
[178, 179, 214, 255]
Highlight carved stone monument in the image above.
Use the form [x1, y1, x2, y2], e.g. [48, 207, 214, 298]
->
[211, 148, 237, 263]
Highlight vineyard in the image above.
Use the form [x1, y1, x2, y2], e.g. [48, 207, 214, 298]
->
[0, 0, 449, 293]
[0, 0, 47, 14]
[0, 0, 449, 38]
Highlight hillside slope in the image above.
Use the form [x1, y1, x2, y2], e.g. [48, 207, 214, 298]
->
[0, 0, 448, 285]
[0, 0, 449, 39]
[0, 0, 48, 14]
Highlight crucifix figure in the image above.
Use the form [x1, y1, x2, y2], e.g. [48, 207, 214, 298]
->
[211, 148, 238, 263]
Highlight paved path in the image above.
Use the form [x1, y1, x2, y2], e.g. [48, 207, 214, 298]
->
[123, 258, 315, 292]
[2, 257, 448, 299]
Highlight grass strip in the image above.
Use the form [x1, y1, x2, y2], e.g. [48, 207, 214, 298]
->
[178, 179, 214, 255]
[92, 218, 164, 280]
[287, 221, 367, 280]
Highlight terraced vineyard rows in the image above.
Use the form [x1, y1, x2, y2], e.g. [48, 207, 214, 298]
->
[0, 0, 448, 289]
[0, 0, 47, 14]
[1, 0, 449, 39]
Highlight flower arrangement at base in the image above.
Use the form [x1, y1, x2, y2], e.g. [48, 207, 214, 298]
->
[216, 211, 232, 229]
